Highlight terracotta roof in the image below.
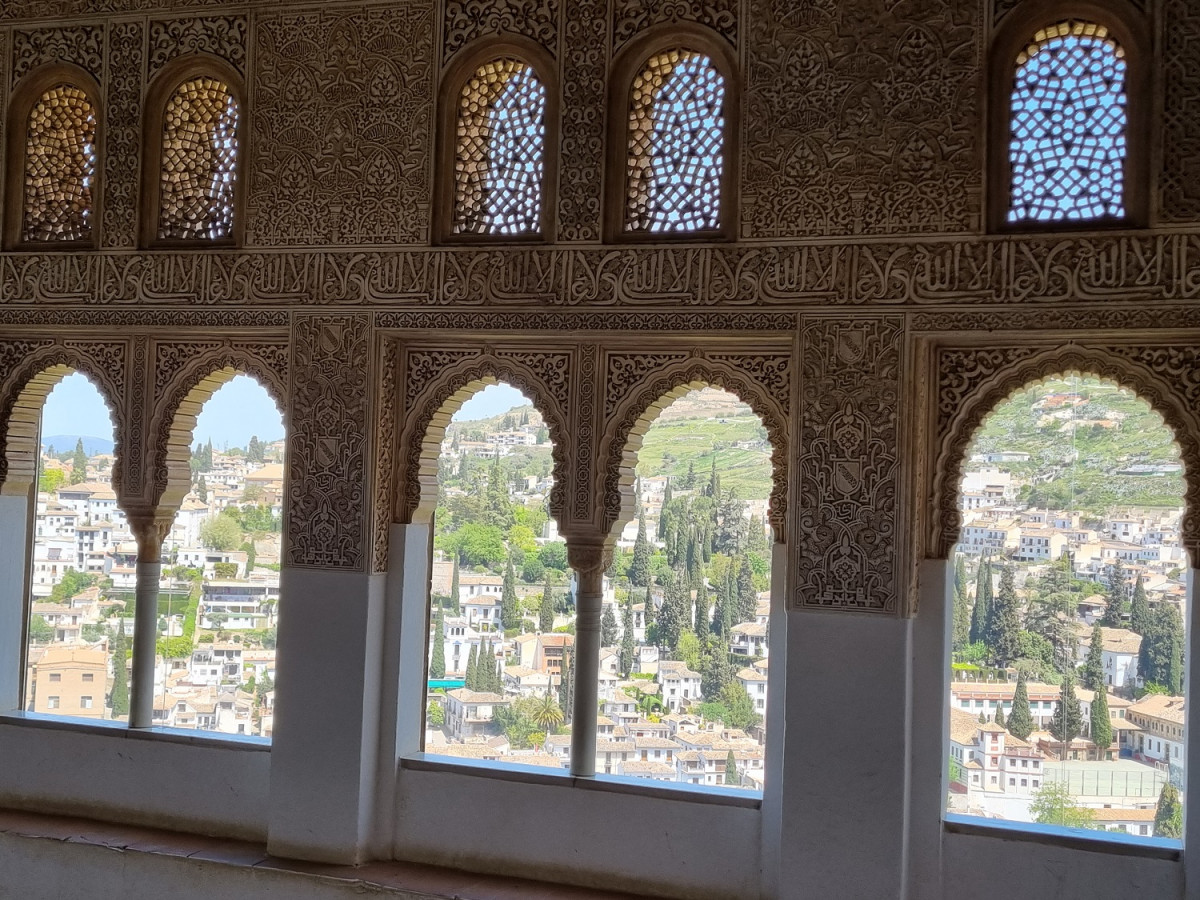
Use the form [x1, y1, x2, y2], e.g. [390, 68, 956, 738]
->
[1090, 808, 1156, 822]
[1128, 694, 1186, 725]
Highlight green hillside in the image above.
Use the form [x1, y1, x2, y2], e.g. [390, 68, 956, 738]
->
[969, 376, 1184, 512]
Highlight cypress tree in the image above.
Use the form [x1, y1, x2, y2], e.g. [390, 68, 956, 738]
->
[619, 600, 636, 676]
[465, 643, 479, 690]
[1102, 560, 1127, 627]
[737, 556, 756, 623]
[629, 510, 652, 586]
[430, 607, 446, 679]
[643, 585, 655, 629]
[1140, 603, 1185, 694]
[694, 580, 709, 640]
[450, 559, 461, 614]
[1090, 683, 1112, 755]
[658, 479, 673, 538]
[994, 704, 1006, 728]
[1082, 622, 1105, 691]
[952, 555, 971, 653]
[708, 458, 721, 500]
[501, 556, 520, 631]
[658, 571, 686, 651]
[558, 649, 574, 723]
[1007, 671, 1034, 740]
[70, 438, 88, 484]
[725, 749, 738, 785]
[601, 603, 619, 646]
[539, 582, 554, 633]
[989, 566, 1022, 665]
[702, 645, 732, 700]
[196, 474, 208, 502]
[1154, 784, 1184, 838]
[970, 557, 992, 646]
[1050, 674, 1083, 747]
[110, 623, 129, 718]
[1129, 573, 1150, 635]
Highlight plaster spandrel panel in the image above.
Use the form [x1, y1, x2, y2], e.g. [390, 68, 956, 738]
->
[246, 6, 433, 247]
[1160, 0, 1200, 222]
[742, 0, 980, 238]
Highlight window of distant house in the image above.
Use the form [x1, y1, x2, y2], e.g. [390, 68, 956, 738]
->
[1007, 21, 1126, 223]
[22, 84, 97, 244]
[452, 58, 547, 236]
[155, 76, 239, 241]
[624, 49, 725, 234]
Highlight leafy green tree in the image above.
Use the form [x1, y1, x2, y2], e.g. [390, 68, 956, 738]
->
[538, 542, 568, 572]
[1007, 671, 1034, 740]
[501, 556, 521, 631]
[39, 467, 66, 494]
[1049, 674, 1083, 746]
[28, 615, 53, 642]
[1140, 603, 1185, 695]
[657, 570, 688, 651]
[970, 557, 992, 646]
[1082, 622, 1106, 691]
[427, 700, 445, 727]
[601, 603, 619, 646]
[1129, 573, 1150, 635]
[719, 682, 760, 731]
[430, 607, 446, 679]
[1029, 781, 1097, 829]
[725, 749, 739, 785]
[70, 438, 87, 484]
[989, 566, 1022, 665]
[702, 646, 732, 700]
[1090, 683, 1112, 754]
[247, 435, 264, 463]
[1154, 783, 1183, 838]
[619, 600, 635, 676]
[629, 510, 652, 586]
[110, 623, 129, 718]
[952, 555, 971, 653]
[199, 515, 242, 552]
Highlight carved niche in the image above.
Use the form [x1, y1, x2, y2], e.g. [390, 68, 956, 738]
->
[148, 16, 248, 80]
[148, 339, 289, 509]
[741, 0, 979, 238]
[930, 344, 1200, 562]
[391, 345, 573, 542]
[0, 338, 127, 491]
[599, 349, 791, 543]
[793, 316, 903, 613]
[287, 315, 371, 570]
[246, 5, 433, 246]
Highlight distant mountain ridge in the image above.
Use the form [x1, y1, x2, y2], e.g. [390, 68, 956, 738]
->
[42, 435, 115, 456]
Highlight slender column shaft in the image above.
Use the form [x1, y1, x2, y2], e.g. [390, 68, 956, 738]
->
[129, 561, 161, 727]
[570, 565, 603, 777]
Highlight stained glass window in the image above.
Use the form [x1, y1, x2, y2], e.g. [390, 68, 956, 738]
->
[1009, 21, 1126, 223]
[626, 50, 725, 233]
[158, 77, 239, 241]
[453, 59, 546, 235]
[23, 84, 97, 243]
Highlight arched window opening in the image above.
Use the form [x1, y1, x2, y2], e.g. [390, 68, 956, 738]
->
[423, 383, 567, 771]
[625, 50, 724, 233]
[157, 76, 240, 241]
[947, 375, 1186, 842]
[1008, 22, 1126, 223]
[159, 374, 284, 737]
[22, 84, 97, 243]
[611, 386, 773, 791]
[453, 59, 547, 235]
[26, 373, 125, 721]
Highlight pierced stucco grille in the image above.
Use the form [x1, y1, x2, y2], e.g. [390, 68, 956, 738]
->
[1009, 22, 1126, 223]
[625, 50, 724, 233]
[158, 77, 240, 241]
[453, 59, 546, 235]
[22, 85, 97, 243]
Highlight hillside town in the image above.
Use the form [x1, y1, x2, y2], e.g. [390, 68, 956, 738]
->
[423, 388, 772, 790]
[24, 403, 283, 738]
[946, 378, 1187, 839]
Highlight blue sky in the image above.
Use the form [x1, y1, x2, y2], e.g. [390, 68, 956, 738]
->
[42, 373, 284, 450]
[452, 383, 530, 422]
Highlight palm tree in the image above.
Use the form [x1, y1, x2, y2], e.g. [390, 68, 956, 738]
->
[531, 692, 564, 731]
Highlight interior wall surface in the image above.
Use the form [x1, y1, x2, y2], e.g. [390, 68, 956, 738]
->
[0, 0, 1197, 897]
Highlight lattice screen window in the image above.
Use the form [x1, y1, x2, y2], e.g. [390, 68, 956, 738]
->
[453, 59, 546, 235]
[22, 84, 97, 243]
[1009, 21, 1126, 222]
[158, 77, 239, 241]
[625, 50, 724, 233]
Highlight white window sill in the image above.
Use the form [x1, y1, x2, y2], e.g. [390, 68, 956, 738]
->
[0, 711, 271, 751]
[944, 813, 1181, 860]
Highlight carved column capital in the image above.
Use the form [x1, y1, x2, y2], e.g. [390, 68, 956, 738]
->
[124, 509, 174, 563]
[566, 536, 612, 576]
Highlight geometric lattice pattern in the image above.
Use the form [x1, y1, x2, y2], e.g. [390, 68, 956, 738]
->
[1009, 22, 1126, 223]
[625, 50, 724, 233]
[158, 77, 240, 241]
[453, 59, 546, 235]
[23, 84, 97, 243]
